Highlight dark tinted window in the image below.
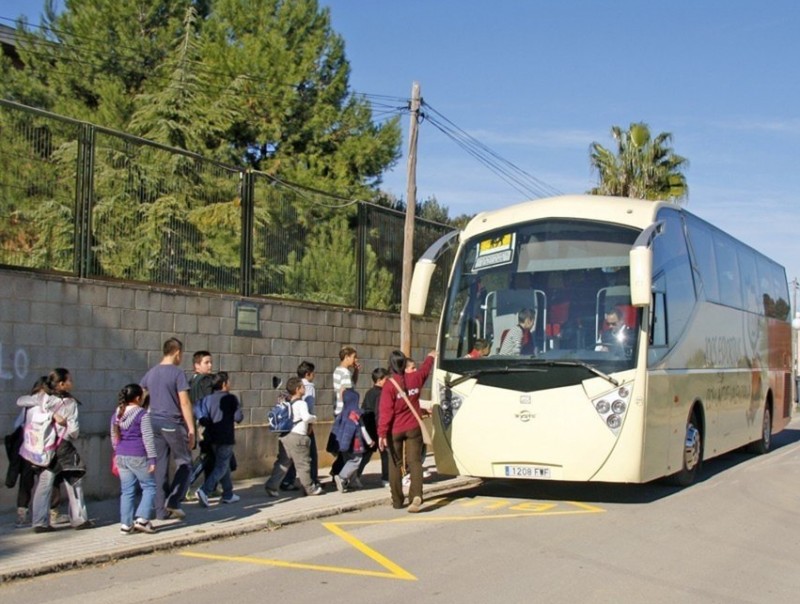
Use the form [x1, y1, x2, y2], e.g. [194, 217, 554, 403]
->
[685, 216, 720, 302]
[652, 209, 696, 349]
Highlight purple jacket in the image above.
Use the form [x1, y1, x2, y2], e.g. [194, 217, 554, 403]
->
[110, 406, 156, 464]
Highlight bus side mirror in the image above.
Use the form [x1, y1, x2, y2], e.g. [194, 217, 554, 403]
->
[409, 260, 436, 315]
[629, 246, 652, 307]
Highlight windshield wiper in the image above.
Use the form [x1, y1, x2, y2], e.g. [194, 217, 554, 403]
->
[522, 359, 620, 387]
[445, 366, 547, 389]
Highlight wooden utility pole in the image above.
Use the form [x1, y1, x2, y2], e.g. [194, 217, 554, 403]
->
[400, 82, 421, 355]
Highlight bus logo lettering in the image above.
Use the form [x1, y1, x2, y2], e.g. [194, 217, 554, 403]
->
[515, 410, 536, 422]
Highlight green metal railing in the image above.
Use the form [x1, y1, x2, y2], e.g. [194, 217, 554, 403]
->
[0, 99, 454, 313]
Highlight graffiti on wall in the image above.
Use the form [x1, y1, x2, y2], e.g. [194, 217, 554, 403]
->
[0, 341, 29, 382]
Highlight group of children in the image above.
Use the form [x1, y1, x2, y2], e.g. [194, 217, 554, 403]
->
[264, 347, 393, 498]
[6, 344, 427, 535]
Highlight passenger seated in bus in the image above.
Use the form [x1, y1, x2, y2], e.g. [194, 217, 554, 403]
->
[596, 307, 633, 352]
[498, 308, 536, 356]
[464, 338, 490, 359]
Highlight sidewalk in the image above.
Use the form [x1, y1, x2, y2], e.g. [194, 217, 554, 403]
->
[0, 456, 480, 583]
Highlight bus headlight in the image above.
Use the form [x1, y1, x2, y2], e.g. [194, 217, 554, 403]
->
[591, 383, 632, 435]
[438, 385, 464, 430]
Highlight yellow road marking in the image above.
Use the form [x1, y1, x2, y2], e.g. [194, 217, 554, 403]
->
[180, 551, 414, 580]
[180, 521, 417, 581]
[322, 522, 416, 581]
[179, 499, 604, 581]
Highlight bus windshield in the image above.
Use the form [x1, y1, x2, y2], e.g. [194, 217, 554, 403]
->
[440, 218, 641, 387]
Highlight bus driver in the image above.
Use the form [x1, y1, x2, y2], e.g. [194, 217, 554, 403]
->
[596, 307, 632, 352]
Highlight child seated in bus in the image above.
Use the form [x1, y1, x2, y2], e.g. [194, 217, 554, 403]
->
[498, 308, 536, 355]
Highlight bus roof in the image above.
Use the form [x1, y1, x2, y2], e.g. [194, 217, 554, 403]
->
[463, 195, 669, 239]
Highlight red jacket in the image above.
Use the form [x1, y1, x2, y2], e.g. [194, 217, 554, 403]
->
[378, 354, 434, 437]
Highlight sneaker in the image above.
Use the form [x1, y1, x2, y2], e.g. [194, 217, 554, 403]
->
[165, 507, 186, 520]
[33, 525, 56, 533]
[221, 494, 240, 504]
[74, 520, 95, 530]
[120, 524, 133, 534]
[333, 475, 346, 493]
[422, 469, 433, 479]
[196, 489, 210, 507]
[280, 482, 299, 491]
[265, 487, 279, 497]
[50, 510, 69, 525]
[407, 496, 423, 513]
[184, 489, 198, 502]
[15, 507, 28, 529]
[134, 519, 156, 534]
[308, 485, 324, 496]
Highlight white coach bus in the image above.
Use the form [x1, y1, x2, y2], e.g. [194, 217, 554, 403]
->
[410, 195, 792, 485]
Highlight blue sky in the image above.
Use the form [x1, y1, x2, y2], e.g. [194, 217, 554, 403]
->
[3, 1, 800, 295]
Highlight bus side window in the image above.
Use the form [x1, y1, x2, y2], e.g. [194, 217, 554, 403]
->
[650, 291, 667, 347]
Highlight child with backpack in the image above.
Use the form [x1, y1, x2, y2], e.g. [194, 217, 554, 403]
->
[331, 389, 375, 493]
[264, 377, 323, 497]
[7, 376, 64, 528]
[195, 372, 244, 507]
[20, 368, 92, 532]
[111, 383, 157, 534]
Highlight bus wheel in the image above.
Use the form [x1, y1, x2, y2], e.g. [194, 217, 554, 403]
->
[671, 411, 702, 487]
[747, 404, 771, 455]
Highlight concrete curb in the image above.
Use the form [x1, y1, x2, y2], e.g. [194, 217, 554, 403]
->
[0, 475, 481, 583]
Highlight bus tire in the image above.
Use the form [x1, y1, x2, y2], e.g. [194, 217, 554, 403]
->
[670, 410, 703, 487]
[746, 404, 771, 455]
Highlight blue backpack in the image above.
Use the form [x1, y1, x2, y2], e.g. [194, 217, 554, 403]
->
[267, 400, 295, 433]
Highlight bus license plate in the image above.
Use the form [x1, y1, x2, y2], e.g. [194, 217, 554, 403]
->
[504, 465, 551, 479]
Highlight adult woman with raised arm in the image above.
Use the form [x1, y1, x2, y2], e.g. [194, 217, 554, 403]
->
[377, 349, 435, 513]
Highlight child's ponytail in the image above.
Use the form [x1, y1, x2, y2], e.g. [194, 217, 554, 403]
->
[114, 383, 144, 440]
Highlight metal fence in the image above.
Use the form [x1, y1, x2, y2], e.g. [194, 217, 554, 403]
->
[0, 99, 454, 313]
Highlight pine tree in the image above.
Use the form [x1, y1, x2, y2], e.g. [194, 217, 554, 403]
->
[282, 214, 393, 309]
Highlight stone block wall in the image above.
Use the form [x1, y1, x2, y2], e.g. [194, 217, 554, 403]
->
[0, 269, 438, 511]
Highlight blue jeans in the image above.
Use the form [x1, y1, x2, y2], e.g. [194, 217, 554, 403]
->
[32, 467, 88, 528]
[339, 450, 362, 482]
[117, 455, 156, 527]
[201, 444, 234, 499]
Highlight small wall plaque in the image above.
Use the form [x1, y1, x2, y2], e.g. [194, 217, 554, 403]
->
[235, 301, 260, 336]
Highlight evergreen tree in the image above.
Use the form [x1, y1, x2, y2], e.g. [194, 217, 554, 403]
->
[1, 0, 401, 196]
[203, 0, 401, 198]
[282, 214, 393, 309]
[0, 0, 195, 128]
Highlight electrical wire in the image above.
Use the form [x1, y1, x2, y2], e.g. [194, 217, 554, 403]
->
[422, 100, 562, 200]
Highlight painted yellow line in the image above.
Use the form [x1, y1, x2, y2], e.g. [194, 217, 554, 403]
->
[335, 501, 605, 526]
[180, 499, 604, 581]
[322, 522, 416, 581]
[180, 551, 415, 581]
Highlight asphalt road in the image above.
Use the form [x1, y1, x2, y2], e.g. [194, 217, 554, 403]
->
[3, 426, 800, 604]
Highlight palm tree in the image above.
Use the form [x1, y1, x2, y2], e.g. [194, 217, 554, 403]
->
[589, 122, 689, 203]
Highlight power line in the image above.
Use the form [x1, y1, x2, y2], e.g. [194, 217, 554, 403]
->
[422, 100, 562, 200]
